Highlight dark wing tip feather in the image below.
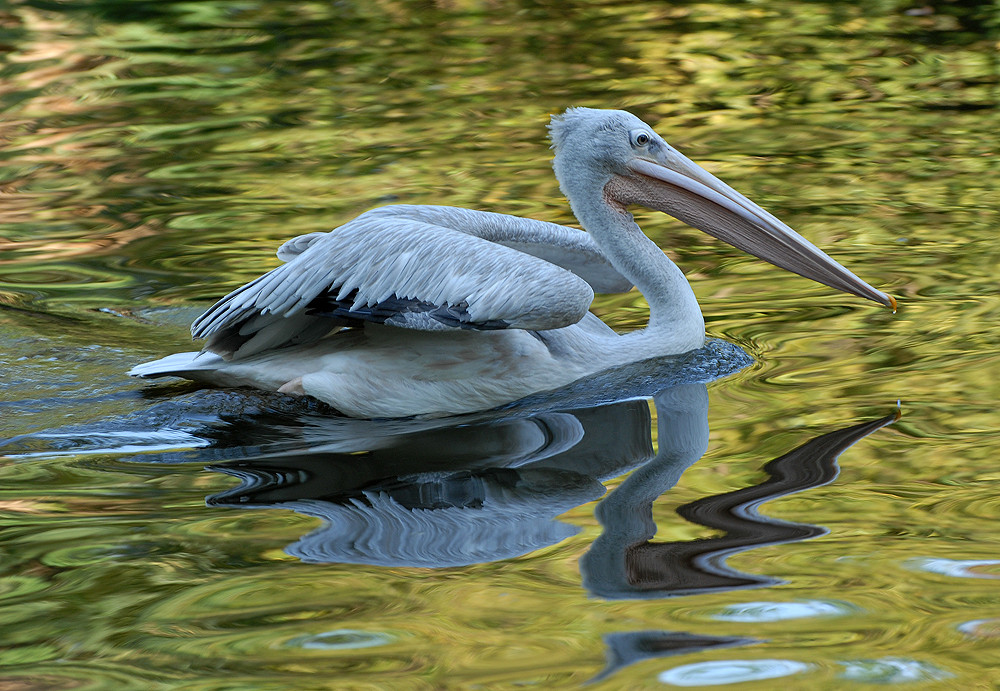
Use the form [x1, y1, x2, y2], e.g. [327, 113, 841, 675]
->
[306, 290, 513, 331]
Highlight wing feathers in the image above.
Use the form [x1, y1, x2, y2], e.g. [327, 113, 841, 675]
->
[191, 206, 614, 358]
[360, 205, 633, 294]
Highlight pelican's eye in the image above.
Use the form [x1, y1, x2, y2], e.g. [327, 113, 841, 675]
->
[630, 130, 652, 147]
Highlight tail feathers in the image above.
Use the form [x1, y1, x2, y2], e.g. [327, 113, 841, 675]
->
[129, 351, 225, 379]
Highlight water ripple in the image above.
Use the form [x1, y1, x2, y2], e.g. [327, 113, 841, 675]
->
[286, 629, 395, 651]
[907, 558, 1000, 580]
[658, 659, 812, 686]
[711, 599, 856, 623]
[838, 657, 953, 683]
[958, 618, 1000, 640]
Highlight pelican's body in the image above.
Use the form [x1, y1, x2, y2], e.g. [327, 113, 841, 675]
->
[131, 109, 893, 418]
[150, 320, 604, 419]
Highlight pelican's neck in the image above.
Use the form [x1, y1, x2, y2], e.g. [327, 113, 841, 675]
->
[570, 187, 706, 355]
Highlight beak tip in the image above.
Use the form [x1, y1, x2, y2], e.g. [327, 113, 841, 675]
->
[886, 294, 897, 313]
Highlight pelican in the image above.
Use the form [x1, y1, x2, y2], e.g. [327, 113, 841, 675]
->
[130, 108, 894, 418]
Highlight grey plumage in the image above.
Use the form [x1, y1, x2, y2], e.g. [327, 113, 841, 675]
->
[190, 204, 632, 359]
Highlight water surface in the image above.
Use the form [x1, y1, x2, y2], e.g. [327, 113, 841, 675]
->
[1, 1, 999, 688]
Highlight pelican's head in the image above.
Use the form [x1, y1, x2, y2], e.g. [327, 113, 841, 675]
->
[549, 108, 895, 309]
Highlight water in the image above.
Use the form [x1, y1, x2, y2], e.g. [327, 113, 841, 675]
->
[1, 1, 999, 687]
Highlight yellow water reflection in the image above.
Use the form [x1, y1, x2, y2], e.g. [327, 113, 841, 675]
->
[1, 0, 999, 687]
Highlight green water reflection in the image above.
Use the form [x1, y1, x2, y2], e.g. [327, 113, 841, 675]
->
[1, 0, 999, 688]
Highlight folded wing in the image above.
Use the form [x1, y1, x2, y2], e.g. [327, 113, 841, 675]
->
[191, 205, 631, 359]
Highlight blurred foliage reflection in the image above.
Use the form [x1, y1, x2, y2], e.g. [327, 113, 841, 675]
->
[1, 0, 999, 687]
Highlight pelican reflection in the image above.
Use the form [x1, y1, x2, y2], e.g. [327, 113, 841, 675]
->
[202, 373, 894, 683]
[207, 399, 652, 567]
[580, 391, 897, 599]
[204, 349, 895, 584]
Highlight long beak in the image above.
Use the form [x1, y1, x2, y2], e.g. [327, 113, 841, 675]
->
[612, 156, 895, 310]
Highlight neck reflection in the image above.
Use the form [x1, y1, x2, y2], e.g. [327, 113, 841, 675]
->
[581, 385, 897, 599]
